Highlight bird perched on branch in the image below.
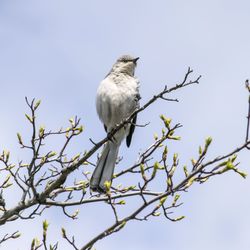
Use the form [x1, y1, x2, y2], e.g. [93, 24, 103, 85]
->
[90, 55, 140, 193]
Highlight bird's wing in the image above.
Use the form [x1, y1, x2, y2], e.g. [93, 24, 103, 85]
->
[126, 91, 140, 147]
[104, 124, 107, 132]
[126, 114, 137, 147]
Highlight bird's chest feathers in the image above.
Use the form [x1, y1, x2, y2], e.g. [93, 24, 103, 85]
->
[101, 76, 137, 105]
[97, 75, 138, 127]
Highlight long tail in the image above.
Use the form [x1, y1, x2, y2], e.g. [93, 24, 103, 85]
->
[90, 141, 119, 192]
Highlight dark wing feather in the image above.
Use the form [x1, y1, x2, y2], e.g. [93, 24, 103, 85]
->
[104, 124, 107, 132]
[126, 114, 137, 147]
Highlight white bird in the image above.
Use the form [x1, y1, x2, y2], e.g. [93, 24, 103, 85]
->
[90, 55, 140, 192]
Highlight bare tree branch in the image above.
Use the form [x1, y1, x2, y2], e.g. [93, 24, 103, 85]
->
[1, 69, 249, 250]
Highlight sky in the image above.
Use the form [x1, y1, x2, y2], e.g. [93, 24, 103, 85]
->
[0, 0, 250, 249]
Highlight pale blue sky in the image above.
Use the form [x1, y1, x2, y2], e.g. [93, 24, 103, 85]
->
[0, 1, 250, 249]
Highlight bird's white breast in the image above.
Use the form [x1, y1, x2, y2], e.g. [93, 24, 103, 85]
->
[96, 73, 139, 131]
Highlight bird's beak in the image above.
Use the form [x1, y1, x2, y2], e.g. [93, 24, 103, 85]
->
[133, 57, 140, 64]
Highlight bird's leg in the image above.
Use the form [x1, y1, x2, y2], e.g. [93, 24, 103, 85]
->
[107, 130, 117, 143]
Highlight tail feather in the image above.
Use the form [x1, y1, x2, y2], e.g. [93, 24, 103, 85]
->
[90, 142, 110, 190]
[99, 143, 119, 190]
[90, 141, 119, 192]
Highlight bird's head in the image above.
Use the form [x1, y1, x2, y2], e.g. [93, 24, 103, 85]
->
[110, 55, 139, 76]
